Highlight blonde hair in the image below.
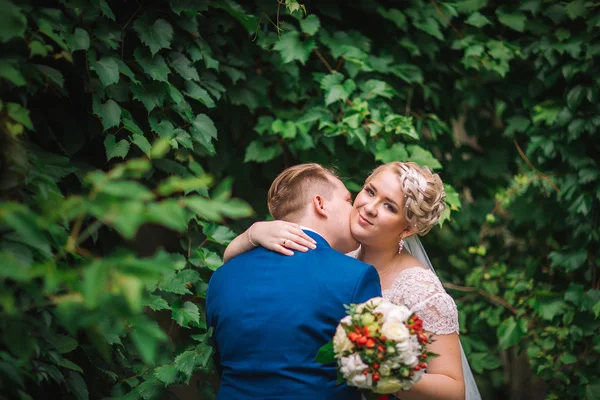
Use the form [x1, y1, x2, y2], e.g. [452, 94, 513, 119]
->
[267, 163, 338, 221]
[366, 162, 446, 236]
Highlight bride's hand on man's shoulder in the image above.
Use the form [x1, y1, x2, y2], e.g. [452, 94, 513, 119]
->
[250, 220, 317, 256]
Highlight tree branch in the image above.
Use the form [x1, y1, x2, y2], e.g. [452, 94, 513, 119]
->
[443, 282, 520, 315]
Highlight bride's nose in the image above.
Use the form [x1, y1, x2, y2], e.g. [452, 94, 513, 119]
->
[363, 200, 377, 216]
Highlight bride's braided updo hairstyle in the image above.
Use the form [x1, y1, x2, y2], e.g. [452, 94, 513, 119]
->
[366, 161, 446, 236]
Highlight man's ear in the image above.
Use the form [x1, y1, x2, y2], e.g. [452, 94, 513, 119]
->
[312, 194, 328, 218]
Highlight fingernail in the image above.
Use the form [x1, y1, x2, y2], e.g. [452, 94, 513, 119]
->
[310, 244, 317, 249]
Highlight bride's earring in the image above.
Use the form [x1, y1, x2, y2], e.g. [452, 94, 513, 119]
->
[398, 238, 405, 254]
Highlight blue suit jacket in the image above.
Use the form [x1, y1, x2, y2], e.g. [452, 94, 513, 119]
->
[206, 230, 382, 400]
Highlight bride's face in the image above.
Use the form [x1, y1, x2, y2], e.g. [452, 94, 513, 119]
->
[350, 169, 408, 247]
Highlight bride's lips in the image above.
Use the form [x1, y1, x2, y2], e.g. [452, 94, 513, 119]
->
[357, 213, 373, 226]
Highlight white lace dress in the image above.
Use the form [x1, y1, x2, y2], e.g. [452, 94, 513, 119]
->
[384, 267, 459, 335]
[347, 249, 459, 335]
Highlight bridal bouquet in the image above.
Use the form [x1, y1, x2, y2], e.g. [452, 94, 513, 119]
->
[316, 297, 436, 398]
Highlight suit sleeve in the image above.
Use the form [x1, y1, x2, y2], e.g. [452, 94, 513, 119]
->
[351, 265, 382, 304]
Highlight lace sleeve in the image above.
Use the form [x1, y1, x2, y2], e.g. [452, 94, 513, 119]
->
[384, 267, 459, 335]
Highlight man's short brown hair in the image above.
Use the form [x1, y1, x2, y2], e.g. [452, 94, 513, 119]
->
[267, 163, 338, 221]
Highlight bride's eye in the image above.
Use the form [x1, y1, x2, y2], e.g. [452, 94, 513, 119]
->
[384, 203, 397, 213]
[366, 188, 374, 196]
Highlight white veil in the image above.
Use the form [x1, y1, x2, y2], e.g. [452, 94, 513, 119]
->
[405, 235, 482, 400]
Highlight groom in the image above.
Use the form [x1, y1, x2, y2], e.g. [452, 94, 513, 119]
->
[206, 163, 382, 399]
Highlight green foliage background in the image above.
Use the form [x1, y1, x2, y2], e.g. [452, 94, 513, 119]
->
[0, 0, 598, 399]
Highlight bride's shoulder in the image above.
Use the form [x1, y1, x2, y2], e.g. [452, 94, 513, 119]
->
[386, 265, 460, 335]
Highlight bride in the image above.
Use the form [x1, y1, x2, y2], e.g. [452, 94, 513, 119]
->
[222, 161, 481, 400]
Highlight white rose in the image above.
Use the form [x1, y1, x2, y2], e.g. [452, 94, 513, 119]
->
[339, 354, 367, 378]
[386, 306, 412, 324]
[403, 354, 419, 367]
[373, 377, 404, 394]
[340, 315, 352, 326]
[333, 324, 354, 355]
[347, 372, 373, 389]
[366, 297, 383, 307]
[395, 340, 410, 353]
[381, 319, 410, 342]
[379, 361, 393, 377]
[373, 300, 395, 319]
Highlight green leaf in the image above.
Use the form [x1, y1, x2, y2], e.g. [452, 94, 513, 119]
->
[390, 64, 423, 84]
[132, 134, 152, 157]
[29, 41, 51, 57]
[104, 134, 130, 161]
[133, 16, 174, 56]
[114, 58, 139, 84]
[565, 0, 587, 20]
[96, 0, 116, 20]
[192, 248, 223, 271]
[134, 48, 171, 82]
[566, 85, 585, 109]
[213, 1, 258, 33]
[362, 79, 396, 99]
[129, 319, 167, 364]
[497, 316, 526, 350]
[68, 28, 90, 51]
[320, 73, 349, 105]
[315, 341, 335, 364]
[92, 57, 120, 87]
[154, 364, 179, 386]
[192, 114, 217, 140]
[559, 352, 578, 365]
[158, 270, 200, 295]
[497, 10, 527, 32]
[465, 12, 492, 28]
[584, 383, 600, 400]
[454, 0, 487, 13]
[170, 52, 199, 81]
[93, 97, 121, 131]
[66, 372, 89, 400]
[34, 65, 65, 88]
[535, 297, 566, 321]
[131, 82, 167, 113]
[7, 102, 33, 129]
[171, 0, 209, 16]
[407, 145, 442, 170]
[375, 142, 408, 164]
[0, 59, 26, 86]
[0, 0, 27, 43]
[174, 350, 197, 378]
[101, 180, 155, 201]
[50, 334, 79, 354]
[377, 7, 407, 29]
[244, 140, 282, 163]
[183, 196, 222, 221]
[413, 17, 443, 40]
[549, 248, 588, 271]
[300, 14, 320, 35]
[218, 198, 254, 219]
[82, 261, 109, 308]
[146, 295, 169, 311]
[203, 223, 236, 245]
[171, 300, 200, 328]
[145, 200, 190, 232]
[273, 31, 315, 65]
[271, 119, 297, 139]
[56, 358, 84, 373]
[185, 81, 216, 108]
